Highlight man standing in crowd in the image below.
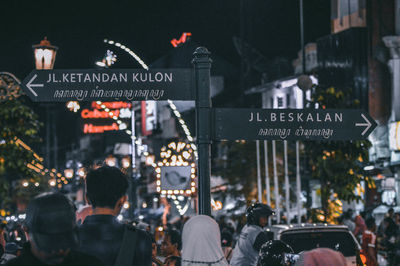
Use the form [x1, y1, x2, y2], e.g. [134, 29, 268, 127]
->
[78, 166, 152, 266]
[161, 229, 181, 263]
[353, 210, 367, 241]
[5, 193, 104, 266]
[342, 210, 355, 232]
[230, 203, 274, 266]
[362, 217, 378, 266]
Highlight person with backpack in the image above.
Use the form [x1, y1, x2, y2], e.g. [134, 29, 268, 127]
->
[230, 203, 274, 266]
[5, 193, 104, 266]
[78, 166, 152, 266]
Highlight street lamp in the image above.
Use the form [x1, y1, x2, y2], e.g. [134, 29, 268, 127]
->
[121, 156, 131, 169]
[33, 38, 58, 170]
[105, 155, 117, 167]
[32, 37, 58, 70]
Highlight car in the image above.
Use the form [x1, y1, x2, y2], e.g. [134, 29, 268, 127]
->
[265, 224, 363, 266]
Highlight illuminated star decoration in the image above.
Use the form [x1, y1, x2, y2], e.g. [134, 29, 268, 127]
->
[95, 50, 117, 68]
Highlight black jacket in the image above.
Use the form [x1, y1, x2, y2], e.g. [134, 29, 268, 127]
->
[5, 242, 104, 266]
[78, 215, 152, 266]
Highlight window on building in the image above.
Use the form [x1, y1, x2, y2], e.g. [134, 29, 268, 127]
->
[277, 97, 283, 108]
[270, 97, 274, 108]
[286, 94, 291, 108]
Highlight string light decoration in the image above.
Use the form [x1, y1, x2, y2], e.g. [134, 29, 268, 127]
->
[211, 199, 223, 211]
[103, 39, 149, 70]
[12, 137, 68, 188]
[66, 101, 80, 112]
[167, 100, 198, 160]
[155, 141, 196, 196]
[95, 50, 117, 68]
[101, 39, 197, 159]
[168, 194, 191, 216]
[92, 100, 148, 156]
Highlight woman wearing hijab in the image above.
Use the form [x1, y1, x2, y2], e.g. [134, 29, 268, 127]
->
[181, 215, 228, 266]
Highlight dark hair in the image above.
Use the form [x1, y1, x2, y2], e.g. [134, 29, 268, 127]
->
[165, 229, 182, 250]
[366, 217, 376, 229]
[86, 166, 128, 208]
[221, 229, 233, 247]
[246, 203, 274, 225]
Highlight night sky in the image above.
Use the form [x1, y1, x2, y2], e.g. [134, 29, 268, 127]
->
[2, 0, 331, 79]
[1, 0, 331, 162]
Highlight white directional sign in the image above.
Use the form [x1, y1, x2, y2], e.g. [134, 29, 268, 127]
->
[213, 108, 377, 141]
[21, 69, 194, 102]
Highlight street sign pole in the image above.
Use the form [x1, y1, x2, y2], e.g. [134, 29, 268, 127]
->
[193, 47, 212, 216]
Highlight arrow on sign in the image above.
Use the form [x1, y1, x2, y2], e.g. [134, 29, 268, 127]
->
[355, 114, 372, 136]
[25, 74, 43, 97]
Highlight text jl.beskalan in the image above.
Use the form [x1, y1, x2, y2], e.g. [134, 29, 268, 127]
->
[46, 72, 173, 83]
[248, 111, 343, 123]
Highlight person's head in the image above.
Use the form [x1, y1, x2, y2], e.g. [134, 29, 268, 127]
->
[85, 166, 128, 214]
[342, 211, 350, 220]
[164, 255, 181, 266]
[294, 248, 346, 266]
[246, 203, 274, 227]
[24, 193, 78, 265]
[388, 208, 394, 217]
[161, 229, 181, 257]
[221, 229, 233, 247]
[366, 217, 376, 231]
[258, 240, 295, 266]
[181, 215, 227, 266]
[347, 209, 354, 218]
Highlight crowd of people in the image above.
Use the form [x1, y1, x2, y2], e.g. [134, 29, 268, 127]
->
[338, 207, 400, 266]
[0, 165, 372, 265]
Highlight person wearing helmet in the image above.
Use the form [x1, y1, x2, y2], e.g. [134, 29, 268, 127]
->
[230, 203, 274, 266]
[258, 240, 298, 266]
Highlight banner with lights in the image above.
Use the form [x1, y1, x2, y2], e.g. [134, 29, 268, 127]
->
[81, 101, 132, 134]
[155, 141, 196, 195]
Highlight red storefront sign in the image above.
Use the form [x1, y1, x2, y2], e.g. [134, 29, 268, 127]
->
[83, 123, 119, 134]
[81, 109, 120, 119]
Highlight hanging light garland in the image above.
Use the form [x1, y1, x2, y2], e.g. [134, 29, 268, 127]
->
[103, 39, 149, 70]
[102, 39, 197, 159]
[12, 137, 68, 188]
[168, 194, 191, 216]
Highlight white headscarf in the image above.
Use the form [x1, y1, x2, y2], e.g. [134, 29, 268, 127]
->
[181, 215, 229, 266]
